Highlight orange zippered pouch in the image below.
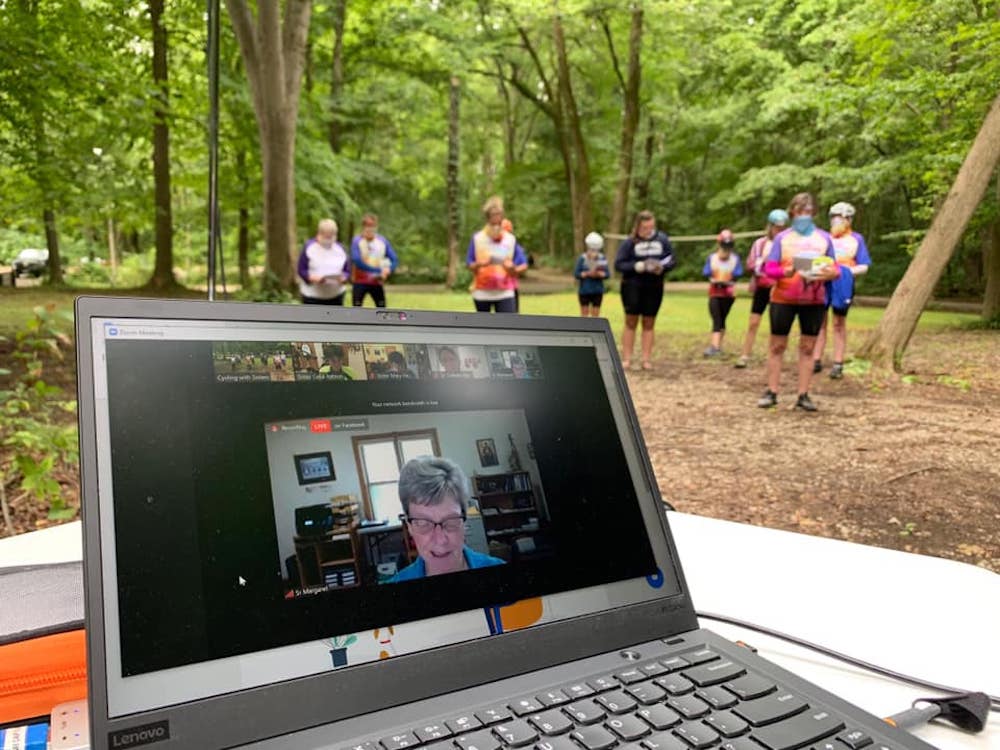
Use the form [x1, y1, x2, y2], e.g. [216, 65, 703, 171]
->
[0, 561, 87, 724]
[0, 629, 87, 725]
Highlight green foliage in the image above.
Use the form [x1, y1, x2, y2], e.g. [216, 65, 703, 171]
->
[233, 273, 298, 304]
[1, 0, 998, 302]
[964, 313, 1000, 331]
[842, 359, 873, 377]
[0, 306, 78, 522]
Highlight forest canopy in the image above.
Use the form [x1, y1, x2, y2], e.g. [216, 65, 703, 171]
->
[1, 0, 998, 301]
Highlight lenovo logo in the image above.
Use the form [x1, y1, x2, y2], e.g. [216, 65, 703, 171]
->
[109, 720, 170, 748]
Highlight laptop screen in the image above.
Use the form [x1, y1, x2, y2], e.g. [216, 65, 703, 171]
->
[83, 309, 683, 718]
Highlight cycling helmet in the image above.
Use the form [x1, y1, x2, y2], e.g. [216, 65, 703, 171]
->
[584, 231, 604, 251]
[767, 209, 789, 226]
[829, 201, 856, 219]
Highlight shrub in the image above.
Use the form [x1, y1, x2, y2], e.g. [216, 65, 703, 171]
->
[0, 306, 78, 529]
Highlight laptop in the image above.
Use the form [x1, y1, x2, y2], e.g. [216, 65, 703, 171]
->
[74, 297, 934, 750]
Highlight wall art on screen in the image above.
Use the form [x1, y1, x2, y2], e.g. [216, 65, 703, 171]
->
[477, 438, 499, 467]
[294, 452, 335, 485]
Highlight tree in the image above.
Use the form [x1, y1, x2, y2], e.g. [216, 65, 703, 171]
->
[858, 92, 1000, 368]
[603, 5, 642, 236]
[983, 174, 1000, 320]
[224, 0, 312, 289]
[445, 75, 461, 287]
[551, 2, 593, 251]
[147, 0, 178, 290]
[327, 0, 347, 154]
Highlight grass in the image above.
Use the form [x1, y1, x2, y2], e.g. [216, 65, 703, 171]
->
[0, 284, 980, 343]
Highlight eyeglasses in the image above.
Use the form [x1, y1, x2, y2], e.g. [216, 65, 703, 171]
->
[407, 515, 465, 535]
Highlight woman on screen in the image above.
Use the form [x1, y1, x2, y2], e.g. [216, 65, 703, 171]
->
[390, 457, 505, 581]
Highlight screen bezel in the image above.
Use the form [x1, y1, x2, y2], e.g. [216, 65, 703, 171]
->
[76, 296, 698, 749]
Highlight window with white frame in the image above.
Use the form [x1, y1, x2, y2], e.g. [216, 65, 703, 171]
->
[353, 430, 439, 522]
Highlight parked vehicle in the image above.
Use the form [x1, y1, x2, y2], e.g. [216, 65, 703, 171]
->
[12, 248, 49, 277]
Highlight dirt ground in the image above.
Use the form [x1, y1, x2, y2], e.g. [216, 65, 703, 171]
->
[2, 322, 997, 574]
[627, 328, 1000, 573]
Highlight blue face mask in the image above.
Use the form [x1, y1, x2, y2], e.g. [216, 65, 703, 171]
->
[792, 216, 815, 235]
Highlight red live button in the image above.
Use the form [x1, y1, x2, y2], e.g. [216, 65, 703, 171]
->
[310, 420, 331, 433]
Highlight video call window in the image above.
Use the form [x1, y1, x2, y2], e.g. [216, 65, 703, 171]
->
[291, 342, 365, 381]
[428, 345, 489, 379]
[212, 342, 296, 383]
[263, 410, 553, 598]
[487, 347, 543, 379]
[362, 344, 429, 380]
[212, 341, 547, 383]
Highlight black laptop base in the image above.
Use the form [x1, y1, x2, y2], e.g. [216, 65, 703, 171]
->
[242, 630, 935, 750]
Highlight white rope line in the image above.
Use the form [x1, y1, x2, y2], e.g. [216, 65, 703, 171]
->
[605, 231, 762, 242]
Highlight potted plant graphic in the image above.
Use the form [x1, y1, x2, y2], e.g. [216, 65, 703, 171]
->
[323, 634, 357, 667]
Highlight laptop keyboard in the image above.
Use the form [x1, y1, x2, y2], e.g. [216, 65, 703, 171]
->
[342, 646, 891, 750]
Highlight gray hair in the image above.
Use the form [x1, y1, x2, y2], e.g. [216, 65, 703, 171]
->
[398, 456, 470, 517]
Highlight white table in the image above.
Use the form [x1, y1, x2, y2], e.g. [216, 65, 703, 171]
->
[2, 516, 996, 749]
[668, 511, 1000, 750]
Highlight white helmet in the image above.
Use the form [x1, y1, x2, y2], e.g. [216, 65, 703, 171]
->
[829, 201, 855, 219]
[584, 231, 604, 251]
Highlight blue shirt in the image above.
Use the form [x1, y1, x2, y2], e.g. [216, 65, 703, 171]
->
[389, 546, 505, 582]
[573, 253, 609, 296]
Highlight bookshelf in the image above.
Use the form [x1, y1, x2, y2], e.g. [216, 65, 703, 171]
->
[472, 470, 542, 559]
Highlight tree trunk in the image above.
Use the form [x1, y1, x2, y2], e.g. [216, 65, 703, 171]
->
[43, 208, 62, 284]
[552, 4, 592, 251]
[508, 16, 574, 256]
[328, 0, 347, 154]
[858, 92, 1000, 368]
[445, 75, 461, 287]
[634, 116, 655, 207]
[148, 0, 177, 290]
[225, 0, 312, 290]
[982, 173, 1000, 319]
[607, 6, 642, 237]
[108, 217, 118, 278]
[236, 149, 251, 288]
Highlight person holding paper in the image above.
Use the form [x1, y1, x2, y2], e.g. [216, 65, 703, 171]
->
[812, 202, 872, 379]
[390, 456, 505, 582]
[757, 193, 839, 411]
[297, 219, 350, 305]
[350, 213, 399, 308]
[702, 229, 743, 357]
[467, 196, 528, 313]
[573, 232, 609, 317]
[614, 210, 676, 371]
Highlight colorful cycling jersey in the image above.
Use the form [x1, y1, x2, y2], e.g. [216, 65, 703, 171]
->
[703, 251, 743, 298]
[765, 228, 839, 305]
[826, 231, 871, 309]
[350, 233, 399, 286]
[746, 235, 775, 292]
[466, 229, 527, 295]
[831, 231, 871, 269]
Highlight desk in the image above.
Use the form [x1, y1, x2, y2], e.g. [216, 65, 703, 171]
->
[294, 530, 359, 588]
[2, 516, 996, 749]
[356, 522, 402, 565]
[668, 511, 999, 750]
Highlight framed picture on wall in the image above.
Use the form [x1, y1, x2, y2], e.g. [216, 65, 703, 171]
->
[476, 438, 499, 467]
[294, 452, 335, 485]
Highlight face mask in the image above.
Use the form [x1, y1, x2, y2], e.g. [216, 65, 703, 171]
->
[792, 216, 815, 235]
[830, 217, 849, 237]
